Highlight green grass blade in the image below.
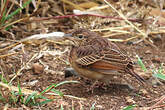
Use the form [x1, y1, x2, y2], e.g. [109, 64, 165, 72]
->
[51, 89, 64, 97]
[136, 55, 147, 72]
[0, 0, 8, 24]
[0, 93, 6, 102]
[10, 91, 17, 104]
[55, 80, 79, 88]
[33, 99, 53, 106]
[40, 84, 55, 95]
[90, 102, 96, 110]
[158, 63, 164, 74]
[0, 74, 8, 84]
[40, 81, 79, 95]
[153, 73, 165, 81]
[38, 95, 49, 100]
[24, 92, 37, 105]
[29, 94, 50, 106]
[5, 0, 32, 21]
[123, 104, 136, 110]
[0, 9, 7, 26]
[18, 82, 24, 103]
[72, 105, 75, 110]
[39, 80, 79, 101]
[61, 104, 64, 110]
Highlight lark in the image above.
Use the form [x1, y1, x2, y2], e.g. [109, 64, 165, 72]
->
[64, 29, 145, 89]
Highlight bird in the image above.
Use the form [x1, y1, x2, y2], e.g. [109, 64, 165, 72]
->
[63, 28, 145, 87]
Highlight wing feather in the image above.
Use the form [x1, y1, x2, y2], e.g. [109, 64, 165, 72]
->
[75, 44, 130, 74]
[76, 54, 102, 66]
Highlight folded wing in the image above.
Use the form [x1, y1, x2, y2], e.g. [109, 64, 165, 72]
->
[75, 44, 145, 84]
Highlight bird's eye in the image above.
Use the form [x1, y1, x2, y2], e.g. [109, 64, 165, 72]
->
[78, 35, 84, 39]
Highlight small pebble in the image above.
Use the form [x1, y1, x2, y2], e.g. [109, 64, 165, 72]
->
[32, 63, 44, 74]
[125, 96, 135, 104]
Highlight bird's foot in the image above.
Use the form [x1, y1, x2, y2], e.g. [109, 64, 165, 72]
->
[86, 81, 107, 93]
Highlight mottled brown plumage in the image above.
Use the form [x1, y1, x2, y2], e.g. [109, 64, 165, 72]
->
[65, 29, 145, 84]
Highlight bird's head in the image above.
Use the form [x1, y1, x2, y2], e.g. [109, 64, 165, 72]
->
[64, 29, 98, 47]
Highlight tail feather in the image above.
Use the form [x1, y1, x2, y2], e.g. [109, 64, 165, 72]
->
[126, 68, 145, 84]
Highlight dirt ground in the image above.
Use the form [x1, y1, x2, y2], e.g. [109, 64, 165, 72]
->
[30, 41, 165, 110]
[0, 0, 165, 110]
[1, 39, 165, 110]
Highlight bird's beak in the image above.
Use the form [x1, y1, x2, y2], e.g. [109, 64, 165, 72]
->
[63, 33, 75, 41]
[63, 33, 77, 46]
[63, 33, 72, 38]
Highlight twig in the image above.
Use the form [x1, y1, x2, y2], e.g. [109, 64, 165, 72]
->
[104, 0, 146, 37]
[148, 95, 165, 110]
[21, 32, 65, 42]
[31, 14, 142, 23]
[149, 104, 165, 110]
[104, 0, 158, 49]
[0, 0, 9, 20]
[1, 17, 29, 30]
[0, 52, 19, 59]
[0, 42, 20, 53]
[61, 0, 84, 11]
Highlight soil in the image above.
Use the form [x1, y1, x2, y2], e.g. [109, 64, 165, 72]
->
[3, 40, 164, 110]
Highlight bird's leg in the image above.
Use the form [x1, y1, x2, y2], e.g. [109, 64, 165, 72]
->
[86, 80, 105, 93]
[87, 80, 98, 93]
[64, 68, 104, 93]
